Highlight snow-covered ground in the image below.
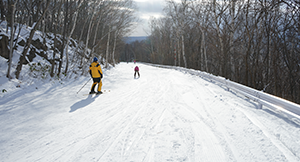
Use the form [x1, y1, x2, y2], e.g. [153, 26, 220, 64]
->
[1, 62, 300, 162]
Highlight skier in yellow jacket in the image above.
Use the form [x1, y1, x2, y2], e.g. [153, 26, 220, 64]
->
[89, 57, 103, 94]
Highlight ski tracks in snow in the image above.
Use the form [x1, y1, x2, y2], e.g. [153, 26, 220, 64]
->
[1, 63, 300, 162]
[177, 73, 300, 162]
[98, 65, 234, 161]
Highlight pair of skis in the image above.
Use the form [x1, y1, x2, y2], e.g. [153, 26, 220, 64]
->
[83, 90, 110, 96]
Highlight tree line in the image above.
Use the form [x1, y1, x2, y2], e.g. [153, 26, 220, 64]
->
[1, 0, 137, 79]
[132, 0, 300, 104]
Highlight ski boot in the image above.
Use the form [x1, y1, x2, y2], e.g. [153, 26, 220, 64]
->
[96, 91, 103, 95]
[89, 91, 96, 94]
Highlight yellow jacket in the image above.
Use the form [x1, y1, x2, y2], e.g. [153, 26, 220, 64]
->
[89, 61, 103, 78]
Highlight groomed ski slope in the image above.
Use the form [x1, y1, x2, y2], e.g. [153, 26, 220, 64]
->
[1, 62, 300, 162]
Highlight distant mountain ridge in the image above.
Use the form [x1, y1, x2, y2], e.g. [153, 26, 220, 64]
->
[123, 36, 148, 44]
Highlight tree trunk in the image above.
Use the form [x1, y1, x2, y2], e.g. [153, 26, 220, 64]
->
[50, 0, 61, 77]
[81, 1, 97, 74]
[172, 39, 176, 66]
[0, 0, 5, 21]
[181, 34, 187, 68]
[64, 0, 82, 74]
[213, 0, 224, 75]
[58, 0, 68, 77]
[201, 31, 208, 72]
[229, 0, 235, 80]
[15, 0, 50, 79]
[90, 13, 102, 60]
[111, 30, 118, 66]
[7, 1, 17, 79]
[105, 26, 111, 68]
[176, 30, 181, 67]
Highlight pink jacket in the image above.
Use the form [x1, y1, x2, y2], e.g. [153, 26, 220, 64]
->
[134, 66, 139, 71]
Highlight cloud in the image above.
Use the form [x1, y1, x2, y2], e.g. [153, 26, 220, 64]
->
[136, 1, 164, 14]
[129, 0, 165, 36]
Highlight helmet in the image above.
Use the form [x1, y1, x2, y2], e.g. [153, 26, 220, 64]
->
[93, 57, 98, 62]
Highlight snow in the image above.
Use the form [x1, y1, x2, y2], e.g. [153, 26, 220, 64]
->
[1, 62, 300, 162]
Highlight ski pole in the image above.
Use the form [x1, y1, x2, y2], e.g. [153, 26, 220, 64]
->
[77, 78, 91, 94]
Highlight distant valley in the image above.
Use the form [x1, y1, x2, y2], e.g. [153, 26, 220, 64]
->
[123, 36, 148, 44]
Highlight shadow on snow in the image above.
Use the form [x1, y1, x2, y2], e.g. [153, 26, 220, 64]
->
[70, 95, 99, 113]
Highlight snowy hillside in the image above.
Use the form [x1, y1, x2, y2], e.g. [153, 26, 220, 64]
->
[0, 21, 87, 81]
[1, 62, 300, 162]
[0, 21, 100, 101]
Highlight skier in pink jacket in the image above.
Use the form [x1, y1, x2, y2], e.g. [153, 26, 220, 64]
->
[134, 66, 140, 78]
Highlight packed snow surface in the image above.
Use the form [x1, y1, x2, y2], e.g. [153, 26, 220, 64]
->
[1, 63, 300, 162]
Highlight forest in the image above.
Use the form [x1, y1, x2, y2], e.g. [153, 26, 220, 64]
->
[1, 0, 300, 104]
[0, 0, 137, 79]
[125, 0, 300, 104]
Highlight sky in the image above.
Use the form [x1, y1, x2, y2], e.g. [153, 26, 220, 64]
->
[130, 0, 166, 37]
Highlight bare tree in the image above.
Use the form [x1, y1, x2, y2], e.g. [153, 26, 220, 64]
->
[64, 0, 83, 74]
[2, 0, 137, 79]
[142, 0, 300, 104]
[7, 0, 18, 80]
[165, 0, 190, 68]
[15, 0, 50, 79]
